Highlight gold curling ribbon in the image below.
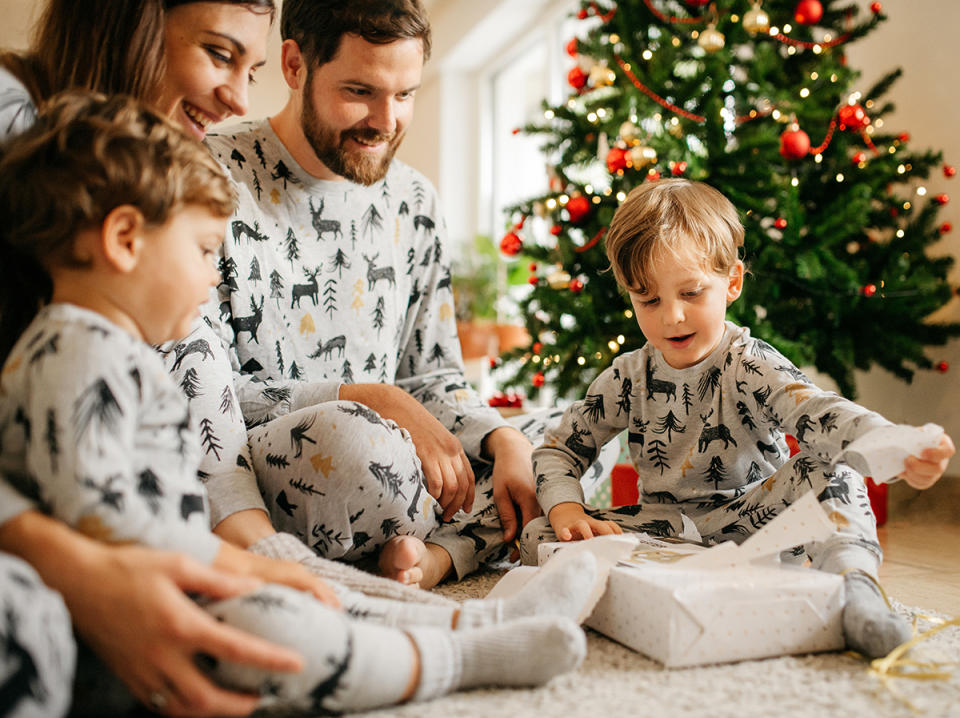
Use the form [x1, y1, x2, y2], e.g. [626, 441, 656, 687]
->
[844, 570, 960, 711]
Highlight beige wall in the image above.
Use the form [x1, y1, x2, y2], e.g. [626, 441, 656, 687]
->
[2, 0, 957, 464]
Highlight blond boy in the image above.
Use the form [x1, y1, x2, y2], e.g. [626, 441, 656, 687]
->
[522, 178, 954, 659]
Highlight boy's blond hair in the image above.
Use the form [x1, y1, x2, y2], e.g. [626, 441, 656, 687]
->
[0, 91, 235, 361]
[605, 178, 744, 293]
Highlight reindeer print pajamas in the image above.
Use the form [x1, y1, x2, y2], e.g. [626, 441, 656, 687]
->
[522, 322, 890, 575]
[162, 120, 613, 579]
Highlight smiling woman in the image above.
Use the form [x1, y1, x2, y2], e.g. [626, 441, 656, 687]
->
[0, 0, 272, 139]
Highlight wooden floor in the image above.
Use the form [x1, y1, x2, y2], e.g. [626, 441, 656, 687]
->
[877, 476, 960, 615]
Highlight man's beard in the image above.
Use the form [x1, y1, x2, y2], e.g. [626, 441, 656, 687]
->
[301, 76, 403, 186]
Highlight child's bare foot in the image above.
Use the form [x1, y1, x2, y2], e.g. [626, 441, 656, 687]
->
[378, 536, 453, 589]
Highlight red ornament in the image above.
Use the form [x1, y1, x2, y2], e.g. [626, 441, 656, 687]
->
[671, 160, 688, 176]
[646, 169, 661, 181]
[488, 357, 500, 369]
[528, 262, 538, 272]
[944, 165, 957, 178]
[862, 283, 877, 298]
[567, 66, 587, 90]
[935, 194, 950, 206]
[566, 38, 578, 57]
[549, 224, 563, 236]
[779, 127, 811, 160]
[577, 8, 588, 19]
[837, 104, 870, 131]
[532, 371, 546, 388]
[870, 2, 882, 13]
[606, 147, 628, 174]
[897, 132, 910, 143]
[794, 0, 823, 25]
[566, 195, 592, 224]
[774, 217, 788, 230]
[937, 361, 950, 373]
[528, 275, 539, 285]
[852, 151, 867, 165]
[570, 278, 584, 293]
[532, 342, 542, 354]
[889, 207, 898, 217]
[940, 222, 953, 235]
[685, 0, 711, 5]
[499, 231, 523, 256]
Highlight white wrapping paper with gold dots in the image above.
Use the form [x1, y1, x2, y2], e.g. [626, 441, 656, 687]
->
[533, 491, 845, 668]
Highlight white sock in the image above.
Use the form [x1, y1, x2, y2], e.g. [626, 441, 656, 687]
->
[457, 550, 599, 628]
[842, 571, 912, 659]
[411, 616, 586, 701]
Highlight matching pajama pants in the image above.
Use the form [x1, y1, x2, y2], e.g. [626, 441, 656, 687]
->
[251, 402, 618, 578]
[520, 451, 882, 576]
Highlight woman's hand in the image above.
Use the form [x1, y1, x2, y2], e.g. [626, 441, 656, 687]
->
[71, 546, 304, 717]
[214, 541, 341, 608]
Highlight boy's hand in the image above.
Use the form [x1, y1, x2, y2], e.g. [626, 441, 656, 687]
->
[900, 433, 955, 489]
[549, 502, 622, 541]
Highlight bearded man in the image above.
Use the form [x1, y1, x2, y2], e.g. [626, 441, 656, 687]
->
[169, 0, 613, 589]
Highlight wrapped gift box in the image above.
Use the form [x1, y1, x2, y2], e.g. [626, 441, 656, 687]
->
[529, 492, 846, 668]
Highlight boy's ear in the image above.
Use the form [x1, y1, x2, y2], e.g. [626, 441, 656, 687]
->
[279, 39, 307, 91]
[100, 205, 147, 273]
[726, 261, 744, 304]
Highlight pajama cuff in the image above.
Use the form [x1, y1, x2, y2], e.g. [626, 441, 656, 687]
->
[205, 471, 270, 527]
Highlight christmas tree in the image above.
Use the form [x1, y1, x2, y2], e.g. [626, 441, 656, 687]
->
[499, 0, 960, 399]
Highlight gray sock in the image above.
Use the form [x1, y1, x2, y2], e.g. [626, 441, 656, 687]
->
[842, 571, 912, 659]
[457, 550, 599, 629]
[412, 616, 586, 701]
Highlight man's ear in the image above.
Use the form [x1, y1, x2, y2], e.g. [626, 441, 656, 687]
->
[100, 205, 146, 273]
[726, 260, 744, 304]
[280, 39, 307, 91]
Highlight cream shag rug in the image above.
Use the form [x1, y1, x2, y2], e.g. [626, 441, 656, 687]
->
[348, 570, 960, 718]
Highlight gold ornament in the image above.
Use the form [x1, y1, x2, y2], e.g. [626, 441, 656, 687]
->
[588, 64, 616, 88]
[743, 3, 770, 34]
[629, 144, 658, 168]
[619, 120, 641, 145]
[547, 268, 572, 290]
[697, 24, 725, 53]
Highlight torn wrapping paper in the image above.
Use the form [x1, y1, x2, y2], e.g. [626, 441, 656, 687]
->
[490, 491, 845, 668]
[839, 422, 945, 484]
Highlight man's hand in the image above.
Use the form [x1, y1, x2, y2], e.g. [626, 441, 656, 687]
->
[340, 383, 475, 521]
[548, 502, 622, 541]
[483, 427, 541, 549]
[900, 433, 955, 489]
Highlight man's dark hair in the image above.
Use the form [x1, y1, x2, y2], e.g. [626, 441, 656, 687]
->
[280, 0, 431, 68]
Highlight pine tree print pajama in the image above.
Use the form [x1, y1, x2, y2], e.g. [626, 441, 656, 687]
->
[163, 121, 611, 578]
[0, 305, 570, 713]
[522, 322, 889, 575]
[0, 554, 75, 718]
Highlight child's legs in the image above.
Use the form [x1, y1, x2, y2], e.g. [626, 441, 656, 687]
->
[205, 583, 418, 713]
[249, 401, 440, 562]
[0, 553, 76, 718]
[205, 583, 586, 712]
[691, 454, 881, 575]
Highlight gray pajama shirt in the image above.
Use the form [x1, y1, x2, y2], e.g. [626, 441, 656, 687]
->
[522, 322, 889, 575]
